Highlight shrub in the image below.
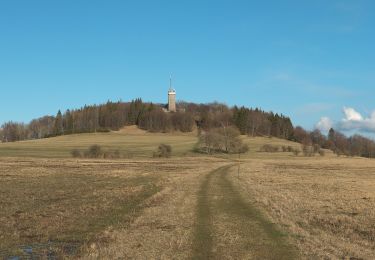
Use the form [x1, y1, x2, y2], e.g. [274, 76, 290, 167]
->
[319, 150, 325, 156]
[153, 144, 172, 158]
[238, 144, 249, 154]
[287, 146, 294, 152]
[71, 149, 82, 158]
[103, 150, 121, 159]
[198, 126, 247, 154]
[293, 149, 301, 156]
[260, 144, 279, 153]
[281, 146, 288, 152]
[87, 145, 103, 158]
[302, 144, 314, 157]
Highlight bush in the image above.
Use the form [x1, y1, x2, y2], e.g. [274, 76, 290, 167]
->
[153, 144, 172, 158]
[198, 126, 247, 154]
[71, 145, 122, 159]
[260, 144, 279, 153]
[238, 144, 249, 154]
[103, 150, 121, 159]
[287, 146, 294, 152]
[71, 149, 82, 158]
[318, 150, 325, 156]
[302, 144, 314, 157]
[293, 149, 301, 156]
[87, 145, 103, 158]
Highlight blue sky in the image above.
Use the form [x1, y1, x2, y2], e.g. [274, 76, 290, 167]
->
[1, 0, 374, 134]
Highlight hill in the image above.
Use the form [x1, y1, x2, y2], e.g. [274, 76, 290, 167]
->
[0, 126, 332, 159]
[0, 127, 196, 158]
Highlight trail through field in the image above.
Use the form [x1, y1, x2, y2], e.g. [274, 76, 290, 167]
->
[192, 164, 297, 259]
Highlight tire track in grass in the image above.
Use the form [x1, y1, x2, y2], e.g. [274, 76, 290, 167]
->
[192, 164, 297, 259]
[191, 165, 227, 259]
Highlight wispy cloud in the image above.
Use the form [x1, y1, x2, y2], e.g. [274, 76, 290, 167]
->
[270, 71, 357, 98]
[297, 103, 335, 116]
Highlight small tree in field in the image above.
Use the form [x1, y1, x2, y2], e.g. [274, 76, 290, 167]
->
[293, 149, 301, 156]
[153, 144, 172, 158]
[198, 126, 248, 154]
[71, 149, 82, 158]
[87, 145, 103, 158]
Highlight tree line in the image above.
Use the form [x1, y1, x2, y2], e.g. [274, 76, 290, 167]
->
[0, 99, 294, 142]
[293, 126, 375, 158]
[1, 99, 375, 158]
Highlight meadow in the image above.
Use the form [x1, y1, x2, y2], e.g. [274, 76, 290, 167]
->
[0, 126, 197, 158]
[0, 127, 374, 259]
[233, 157, 375, 259]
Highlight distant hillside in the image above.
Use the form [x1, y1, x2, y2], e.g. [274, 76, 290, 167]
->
[0, 99, 294, 142]
[1, 99, 374, 158]
[0, 127, 197, 158]
[0, 128, 319, 159]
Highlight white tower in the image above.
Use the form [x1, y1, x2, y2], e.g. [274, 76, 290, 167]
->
[168, 76, 176, 112]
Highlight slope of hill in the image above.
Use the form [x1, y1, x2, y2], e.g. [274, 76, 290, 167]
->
[0, 128, 197, 158]
[0, 126, 333, 159]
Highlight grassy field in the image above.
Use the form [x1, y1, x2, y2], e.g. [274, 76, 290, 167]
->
[0, 158, 163, 257]
[233, 157, 375, 259]
[1, 129, 374, 259]
[0, 156, 229, 259]
[0, 126, 198, 158]
[0, 126, 332, 159]
[192, 165, 297, 259]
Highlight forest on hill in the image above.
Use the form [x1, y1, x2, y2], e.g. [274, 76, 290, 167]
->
[1, 99, 375, 158]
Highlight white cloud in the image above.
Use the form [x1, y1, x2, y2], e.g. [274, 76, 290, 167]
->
[316, 117, 333, 132]
[342, 107, 363, 121]
[317, 107, 375, 134]
[339, 107, 375, 132]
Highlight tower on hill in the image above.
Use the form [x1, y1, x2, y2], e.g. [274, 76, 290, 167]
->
[168, 76, 176, 112]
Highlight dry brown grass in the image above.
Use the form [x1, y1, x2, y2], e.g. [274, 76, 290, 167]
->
[0, 156, 230, 259]
[0, 157, 170, 258]
[0, 129, 198, 158]
[192, 165, 297, 259]
[82, 157, 229, 259]
[232, 157, 375, 259]
[2, 133, 375, 259]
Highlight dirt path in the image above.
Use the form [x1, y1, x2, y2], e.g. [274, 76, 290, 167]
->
[192, 164, 297, 259]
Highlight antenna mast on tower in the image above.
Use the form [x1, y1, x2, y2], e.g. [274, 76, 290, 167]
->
[169, 74, 172, 90]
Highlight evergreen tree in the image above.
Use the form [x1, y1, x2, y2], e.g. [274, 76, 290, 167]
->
[53, 110, 64, 136]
